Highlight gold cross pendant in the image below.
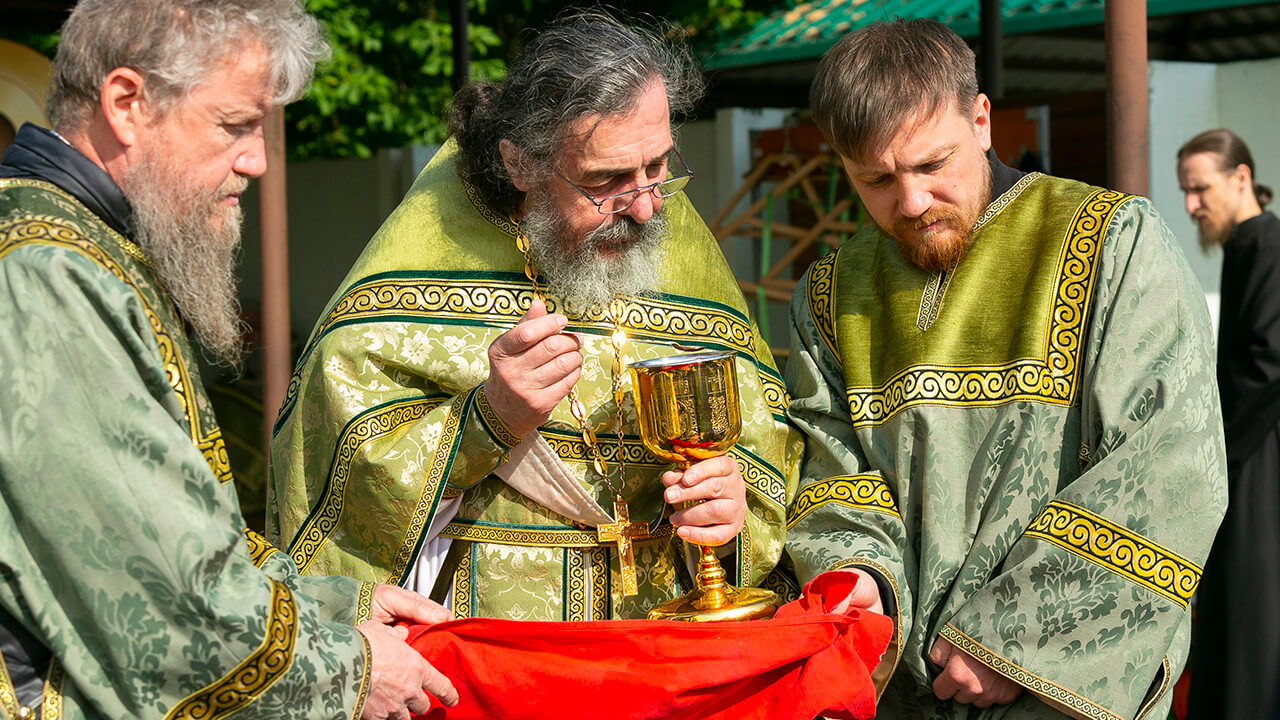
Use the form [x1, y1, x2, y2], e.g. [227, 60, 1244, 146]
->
[596, 496, 647, 596]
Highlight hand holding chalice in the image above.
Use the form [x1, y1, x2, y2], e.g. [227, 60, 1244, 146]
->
[630, 351, 779, 622]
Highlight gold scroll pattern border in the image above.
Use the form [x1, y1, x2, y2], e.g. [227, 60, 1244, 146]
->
[163, 581, 297, 720]
[845, 189, 1131, 427]
[287, 393, 459, 580]
[275, 276, 782, 431]
[244, 530, 281, 568]
[787, 475, 901, 530]
[939, 623, 1130, 720]
[440, 518, 677, 548]
[0, 184, 232, 483]
[564, 547, 611, 621]
[1025, 500, 1201, 608]
[805, 251, 840, 365]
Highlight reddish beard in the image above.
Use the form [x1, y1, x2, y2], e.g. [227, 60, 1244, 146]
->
[891, 213, 976, 273]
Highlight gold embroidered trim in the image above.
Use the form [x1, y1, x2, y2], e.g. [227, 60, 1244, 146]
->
[916, 271, 952, 331]
[475, 385, 521, 449]
[244, 530, 280, 568]
[389, 396, 467, 584]
[565, 547, 591, 621]
[0, 646, 20, 719]
[287, 396, 445, 574]
[439, 519, 677, 547]
[41, 659, 63, 720]
[461, 179, 522, 238]
[847, 189, 1131, 427]
[274, 276, 761, 431]
[758, 369, 790, 420]
[0, 190, 231, 483]
[806, 251, 840, 364]
[1135, 657, 1172, 720]
[351, 633, 372, 720]
[354, 582, 375, 625]
[164, 580, 297, 720]
[971, 172, 1043, 233]
[588, 547, 610, 620]
[939, 623, 1123, 720]
[1026, 500, 1201, 608]
[788, 475, 901, 529]
[451, 547, 474, 616]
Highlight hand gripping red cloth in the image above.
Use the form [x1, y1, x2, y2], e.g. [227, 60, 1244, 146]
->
[403, 571, 893, 720]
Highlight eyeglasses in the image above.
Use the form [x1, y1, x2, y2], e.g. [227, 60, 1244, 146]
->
[555, 149, 694, 214]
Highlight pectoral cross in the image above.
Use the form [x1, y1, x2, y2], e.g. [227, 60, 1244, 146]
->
[596, 496, 646, 596]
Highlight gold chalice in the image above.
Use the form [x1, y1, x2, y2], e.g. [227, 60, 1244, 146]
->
[630, 351, 779, 622]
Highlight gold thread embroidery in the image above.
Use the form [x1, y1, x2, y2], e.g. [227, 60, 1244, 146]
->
[788, 475, 901, 529]
[41, 659, 64, 720]
[439, 519, 677, 547]
[274, 276, 761, 431]
[451, 547, 474, 616]
[589, 547, 610, 620]
[354, 583, 375, 625]
[565, 548, 590, 621]
[164, 581, 297, 720]
[806, 251, 840, 364]
[0, 645, 20, 718]
[1025, 500, 1201, 608]
[389, 396, 468, 583]
[475, 385, 521, 448]
[939, 623, 1123, 720]
[972, 173, 1043, 233]
[1, 192, 231, 483]
[286, 396, 445, 572]
[916, 271, 953, 331]
[1135, 657, 1172, 720]
[846, 189, 1132, 427]
[352, 634, 372, 720]
[244, 530, 280, 568]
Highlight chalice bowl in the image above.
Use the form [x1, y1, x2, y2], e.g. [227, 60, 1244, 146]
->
[630, 351, 779, 622]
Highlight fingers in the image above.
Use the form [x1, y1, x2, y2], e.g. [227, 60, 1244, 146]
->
[662, 455, 739, 504]
[423, 664, 459, 707]
[371, 584, 454, 626]
[930, 639, 1022, 708]
[484, 302, 584, 437]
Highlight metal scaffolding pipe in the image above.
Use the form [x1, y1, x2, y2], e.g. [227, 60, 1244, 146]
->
[1105, 0, 1149, 196]
[259, 108, 291, 449]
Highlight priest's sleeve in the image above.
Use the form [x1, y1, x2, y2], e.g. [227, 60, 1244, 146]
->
[0, 247, 371, 719]
[940, 197, 1227, 719]
[781, 255, 908, 697]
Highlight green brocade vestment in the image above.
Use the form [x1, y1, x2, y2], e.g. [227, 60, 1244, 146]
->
[268, 141, 802, 620]
[785, 174, 1226, 719]
[0, 178, 372, 719]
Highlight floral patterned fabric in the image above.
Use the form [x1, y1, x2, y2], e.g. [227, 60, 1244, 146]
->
[0, 178, 371, 720]
[267, 141, 803, 620]
[784, 174, 1226, 720]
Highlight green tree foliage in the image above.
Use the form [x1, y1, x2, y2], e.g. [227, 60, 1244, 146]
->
[290, 0, 508, 160]
[3, 0, 784, 161]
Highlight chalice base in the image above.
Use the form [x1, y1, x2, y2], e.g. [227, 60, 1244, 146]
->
[647, 585, 779, 622]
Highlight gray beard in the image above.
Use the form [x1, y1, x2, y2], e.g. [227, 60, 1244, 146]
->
[522, 192, 666, 313]
[120, 150, 247, 369]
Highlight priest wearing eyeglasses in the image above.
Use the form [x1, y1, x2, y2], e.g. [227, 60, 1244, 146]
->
[267, 10, 802, 623]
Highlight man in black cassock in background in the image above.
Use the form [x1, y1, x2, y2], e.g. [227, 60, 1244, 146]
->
[1178, 128, 1280, 720]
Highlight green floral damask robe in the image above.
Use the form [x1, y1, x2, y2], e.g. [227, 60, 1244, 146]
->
[0, 178, 373, 719]
[785, 174, 1226, 719]
[268, 141, 802, 620]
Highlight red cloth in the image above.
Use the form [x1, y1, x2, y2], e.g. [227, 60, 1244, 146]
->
[404, 572, 893, 720]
